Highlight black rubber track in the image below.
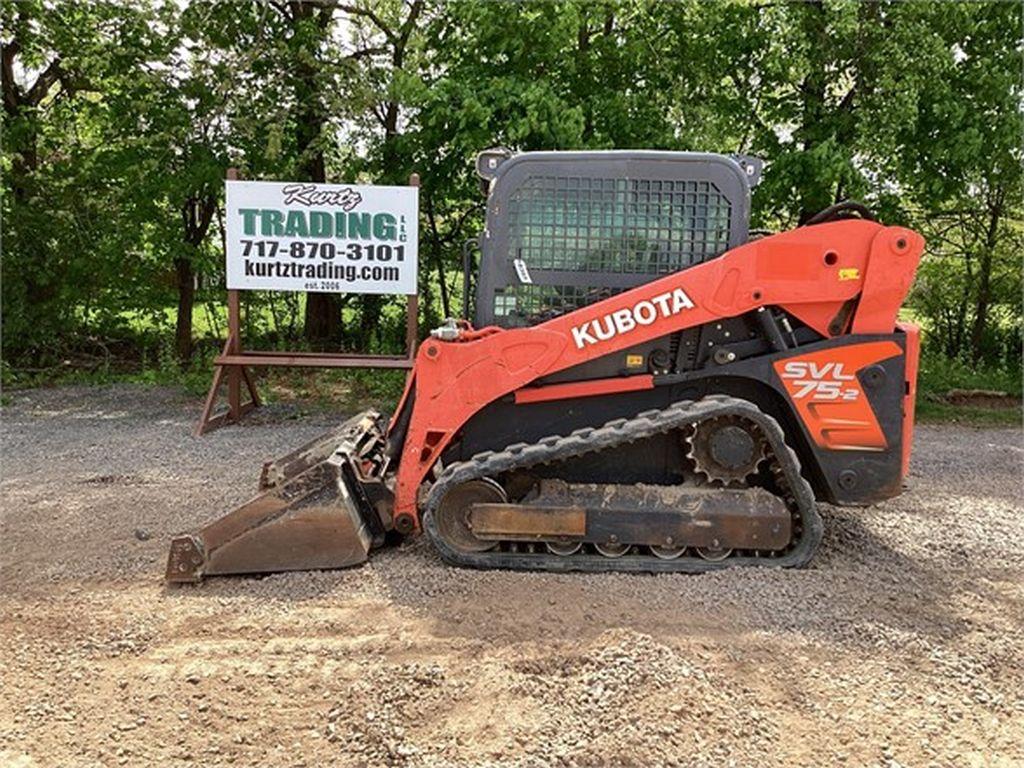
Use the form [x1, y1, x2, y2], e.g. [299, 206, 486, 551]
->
[422, 394, 824, 573]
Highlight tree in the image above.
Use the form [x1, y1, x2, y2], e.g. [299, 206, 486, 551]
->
[1, 0, 168, 360]
[326, 0, 429, 347]
[277, 1, 341, 343]
[1, 0, 1018, 379]
[897, 2, 1022, 365]
[98, 2, 230, 364]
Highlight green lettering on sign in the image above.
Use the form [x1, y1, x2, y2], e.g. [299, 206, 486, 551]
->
[347, 213, 371, 239]
[239, 208, 259, 236]
[261, 210, 284, 237]
[242, 207, 403, 241]
[284, 210, 309, 238]
[309, 211, 332, 238]
[373, 213, 396, 240]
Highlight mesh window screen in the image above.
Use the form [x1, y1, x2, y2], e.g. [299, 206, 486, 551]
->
[494, 284, 627, 328]
[495, 177, 731, 323]
[475, 152, 752, 329]
[507, 177, 731, 274]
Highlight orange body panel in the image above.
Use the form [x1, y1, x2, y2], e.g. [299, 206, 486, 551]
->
[772, 341, 902, 451]
[392, 220, 924, 527]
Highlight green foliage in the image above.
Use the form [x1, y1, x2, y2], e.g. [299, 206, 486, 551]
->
[911, 225, 1022, 366]
[0, 333, 214, 395]
[895, 1, 1023, 369]
[918, 352, 1021, 399]
[915, 352, 1022, 426]
[1, 0, 1021, 417]
[2, 0, 169, 353]
[915, 398, 1021, 428]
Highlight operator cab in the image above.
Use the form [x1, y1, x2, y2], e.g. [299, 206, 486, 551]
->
[469, 149, 762, 330]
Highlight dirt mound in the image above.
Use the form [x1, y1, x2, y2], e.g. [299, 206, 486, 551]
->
[943, 388, 1021, 409]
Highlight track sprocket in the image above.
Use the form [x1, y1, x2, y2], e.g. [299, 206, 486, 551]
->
[686, 414, 767, 485]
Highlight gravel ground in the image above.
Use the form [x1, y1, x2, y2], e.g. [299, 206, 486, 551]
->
[1, 384, 1022, 768]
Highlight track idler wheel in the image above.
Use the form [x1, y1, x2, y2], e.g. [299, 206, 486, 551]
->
[435, 478, 505, 553]
[649, 544, 687, 560]
[696, 546, 733, 561]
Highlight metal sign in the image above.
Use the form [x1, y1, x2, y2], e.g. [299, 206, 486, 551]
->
[225, 180, 419, 294]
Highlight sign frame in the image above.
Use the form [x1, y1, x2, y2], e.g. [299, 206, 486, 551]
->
[196, 169, 419, 436]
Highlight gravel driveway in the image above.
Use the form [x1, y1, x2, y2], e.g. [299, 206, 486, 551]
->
[1, 384, 1022, 767]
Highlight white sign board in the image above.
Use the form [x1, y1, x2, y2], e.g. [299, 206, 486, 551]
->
[225, 180, 418, 294]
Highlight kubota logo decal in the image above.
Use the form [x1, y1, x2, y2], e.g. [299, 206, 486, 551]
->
[572, 288, 695, 349]
[779, 361, 860, 401]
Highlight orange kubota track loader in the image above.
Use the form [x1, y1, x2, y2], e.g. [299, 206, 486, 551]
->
[167, 150, 923, 581]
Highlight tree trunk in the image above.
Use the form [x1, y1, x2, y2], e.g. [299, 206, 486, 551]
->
[968, 248, 993, 363]
[796, 0, 832, 224]
[357, 295, 383, 349]
[356, 0, 423, 349]
[361, 91, 406, 343]
[3, 42, 64, 319]
[424, 194, 451, 317]
[291, 1, 341, 345]
[969, 198, 1002, 364]
[177, 194, 217, 365]
[304, 294, 340, 343]
[174, 257, 195, 364]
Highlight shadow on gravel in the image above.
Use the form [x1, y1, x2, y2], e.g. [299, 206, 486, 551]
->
[364, 508, 1005, 652]
[792, 507, 1008, 640]
[154, 501, 1014, 655]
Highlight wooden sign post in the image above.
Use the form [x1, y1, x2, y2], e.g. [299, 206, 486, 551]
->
[195, 170, 420, 436]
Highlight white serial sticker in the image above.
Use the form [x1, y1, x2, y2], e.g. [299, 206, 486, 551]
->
[513, 258, 533, 284]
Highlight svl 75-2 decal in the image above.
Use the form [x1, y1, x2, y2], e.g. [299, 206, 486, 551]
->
[779, 361, 859, 401]
[774, 342, 902, 451]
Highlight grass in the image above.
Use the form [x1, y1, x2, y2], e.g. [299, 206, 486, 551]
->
[1, 343, 216, 398]
[917, 353, 1021, 398]
[914, 353, 1021, 427]
[259, 367, 408, 413]
[0, 349, 409, 416]
[0, 298, 413, 415]
[915, 399, 1020, 426]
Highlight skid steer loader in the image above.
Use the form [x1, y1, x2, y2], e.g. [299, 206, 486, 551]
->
[166, 149, 923, 581]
